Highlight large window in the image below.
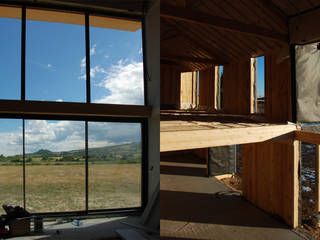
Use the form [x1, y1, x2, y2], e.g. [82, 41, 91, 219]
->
[0, 5, 146, 215]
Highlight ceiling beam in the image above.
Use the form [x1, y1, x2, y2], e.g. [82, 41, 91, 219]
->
[161, 4, 288, 43]
[258, 0, 288, 24]
[161, 55, 227, 65]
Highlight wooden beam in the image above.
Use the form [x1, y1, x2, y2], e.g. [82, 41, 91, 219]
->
[295, 130, 320, 145]
[0, 100, 150, 118]
[316, 145, 320, 213]
[161, 4, 288, 43]
[258, 0, 288, 24]
[289, 8, 320, 44]
[161, 55, 227, 65]
[160, 124, 297, 152]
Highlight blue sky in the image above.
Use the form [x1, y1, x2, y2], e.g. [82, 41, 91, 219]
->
[257, 56, 265, 98]
[0, 15, 143, 156]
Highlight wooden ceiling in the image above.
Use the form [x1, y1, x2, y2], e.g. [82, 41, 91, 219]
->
[161, 0, 320, 71]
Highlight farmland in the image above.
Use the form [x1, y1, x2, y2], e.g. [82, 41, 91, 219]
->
[0, 142, 141, 214]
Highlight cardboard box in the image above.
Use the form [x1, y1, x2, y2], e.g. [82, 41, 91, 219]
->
[9, 218, 30, 237]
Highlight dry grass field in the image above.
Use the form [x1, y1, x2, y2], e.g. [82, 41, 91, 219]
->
[0, 164, 141, 214]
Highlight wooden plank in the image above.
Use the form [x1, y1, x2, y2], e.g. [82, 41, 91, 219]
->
[161, 4, 288, 42]
[242, 140, 300, 228]
[316, 145, 320, 213]
[0, 100, 150, 118]
[265, 51, 292, 123]
[295, 131, 320, 145]
[160, 124, 297, 152]
[223, 60, 251, 115]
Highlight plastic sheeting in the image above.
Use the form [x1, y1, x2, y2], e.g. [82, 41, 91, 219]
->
[296, 42, 320, 122]
[208, 146, 234, 176]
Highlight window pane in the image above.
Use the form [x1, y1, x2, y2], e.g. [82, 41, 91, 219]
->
[88, 122, 142, 210]
[0, 119, 23, 214]
[25, 120, 85, 213]
[89, 16, 144, 105]
[0, 6, 21, 100]
[26, 9, 86, 102]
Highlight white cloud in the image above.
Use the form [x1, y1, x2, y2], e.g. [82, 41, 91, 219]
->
[90, 65, 106, 78]
[94, 60, 144, 105]
[90, 44, 96, 56]
[0, 120, 141, 156]
[56, 99, 63, 102]
[104, 55, 109, 59]
[47, 64, 52, 68]
[138, 48, 143, 54]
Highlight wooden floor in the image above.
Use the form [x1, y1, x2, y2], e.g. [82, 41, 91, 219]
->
[160, 110, 298, 152]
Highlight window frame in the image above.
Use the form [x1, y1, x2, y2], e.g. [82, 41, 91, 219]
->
[0, 3, 149, 218]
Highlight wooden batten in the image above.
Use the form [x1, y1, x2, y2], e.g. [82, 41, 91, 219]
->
[199, 66, 215, 109]
[222, 60, 251, 115]
[242, 140, 300, 228]
[160, 64, 181, 109]
[264, 51, 292, 123]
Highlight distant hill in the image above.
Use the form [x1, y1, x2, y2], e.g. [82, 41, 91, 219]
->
[25, 142, 141, 158]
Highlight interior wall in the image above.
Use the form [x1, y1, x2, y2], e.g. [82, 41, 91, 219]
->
[242, 140, 299, 228]
[222, 60, 251, 115]
[145, 0, 159, 203]
[265, 52, 292, 123]
[160, 64, 181, 109]
[199, 66, 215, 109]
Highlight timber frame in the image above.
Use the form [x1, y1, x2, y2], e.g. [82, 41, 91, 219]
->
[161, 0, 320, 229]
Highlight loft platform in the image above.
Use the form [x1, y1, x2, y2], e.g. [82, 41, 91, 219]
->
[160, 110, 297, 152]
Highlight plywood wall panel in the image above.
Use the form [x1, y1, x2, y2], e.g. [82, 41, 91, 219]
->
[223, 60, 251, 115]
[265, 53, 292, 123]
[160, 65, 181, 109]
[199, 67, 215, 109]
[242, 140, 299, 228]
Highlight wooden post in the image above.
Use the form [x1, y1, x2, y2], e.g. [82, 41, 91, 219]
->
[293, 140, 300, 228]
[316, 144, 320, 213]
[250, 58, 257, 114]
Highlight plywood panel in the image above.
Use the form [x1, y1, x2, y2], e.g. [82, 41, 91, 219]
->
[160, 65, 181, 109]
[199, 67, 215, 109]
[180, 72, 196, 109]
[242, 140, 299, 228]
[265, 53, 292, 123]
[223, 60, 251, 115]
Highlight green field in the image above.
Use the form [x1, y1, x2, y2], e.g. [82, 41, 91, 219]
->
[0, 164, 141, 214]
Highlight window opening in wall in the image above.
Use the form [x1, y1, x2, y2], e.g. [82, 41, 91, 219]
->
[0, 6, 21, 100]
[257, 56, 265, 114]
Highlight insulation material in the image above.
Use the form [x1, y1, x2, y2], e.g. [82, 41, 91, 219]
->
[296, 42, 320, 122]
[208, 146, 234, 176]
